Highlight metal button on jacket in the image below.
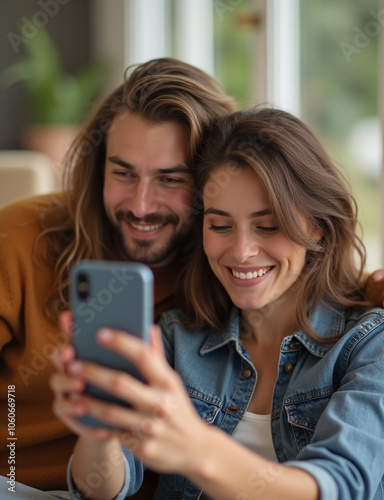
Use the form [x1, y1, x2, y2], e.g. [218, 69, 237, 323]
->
[284, 363, 294, 373]
[242, 369, 253, 379]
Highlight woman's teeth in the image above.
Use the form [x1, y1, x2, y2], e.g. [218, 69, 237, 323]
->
[231, 268, 269, 280]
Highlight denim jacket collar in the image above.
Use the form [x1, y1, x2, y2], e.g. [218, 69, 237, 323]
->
[200, 302, 350, 359]
[200, 306, 241, 355]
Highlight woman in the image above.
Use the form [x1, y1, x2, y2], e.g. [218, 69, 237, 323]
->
[51, 108, 384, 500]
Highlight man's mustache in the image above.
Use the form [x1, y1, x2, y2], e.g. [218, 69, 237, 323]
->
[116, 210, 179, 226]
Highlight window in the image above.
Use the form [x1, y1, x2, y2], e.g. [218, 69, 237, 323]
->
[300, 0, 380, 270]
[213, 0, 381, 270]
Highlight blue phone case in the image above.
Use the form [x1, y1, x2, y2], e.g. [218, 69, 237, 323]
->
[70, 260, 154, 428]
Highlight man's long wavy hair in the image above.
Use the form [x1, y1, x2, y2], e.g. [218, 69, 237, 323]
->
[182, 107, 369, 340]
[39, 57, 236, 321]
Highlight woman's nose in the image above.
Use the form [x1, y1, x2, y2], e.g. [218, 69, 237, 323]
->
[231, 233, 260, 263]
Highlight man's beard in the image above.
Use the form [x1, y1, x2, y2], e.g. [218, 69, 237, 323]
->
[114, 210, 192, 265]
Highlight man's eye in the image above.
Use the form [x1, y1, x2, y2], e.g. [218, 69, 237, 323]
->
[114, 170, 132, 177]
[258, 226, 278, 233]
[162, 177, 183, 184]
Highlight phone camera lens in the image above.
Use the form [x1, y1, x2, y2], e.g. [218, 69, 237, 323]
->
[77, 273, 89, 300]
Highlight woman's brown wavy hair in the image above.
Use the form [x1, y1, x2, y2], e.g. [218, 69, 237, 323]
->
[182, 107, 369, 340]
[39, 57, 236, 320]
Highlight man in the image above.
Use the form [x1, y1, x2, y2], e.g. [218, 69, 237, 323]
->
[0, 57, 236, 495]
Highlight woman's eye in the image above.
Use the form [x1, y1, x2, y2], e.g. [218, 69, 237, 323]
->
[208, 224, 232, 232]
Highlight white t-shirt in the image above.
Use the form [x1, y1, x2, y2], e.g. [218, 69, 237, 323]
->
[200, 412, 277, 499]
[231, 411, 277, 462]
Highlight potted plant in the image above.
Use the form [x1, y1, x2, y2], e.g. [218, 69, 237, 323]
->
[1, 25, 106, 178]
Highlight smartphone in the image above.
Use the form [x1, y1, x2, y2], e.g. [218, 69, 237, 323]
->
[70, 260, 154, 427]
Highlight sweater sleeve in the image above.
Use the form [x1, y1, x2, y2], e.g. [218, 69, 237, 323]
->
[0, 194, 62, 352]
[0, 196, 50, 351]
[0, 210, 17, 351]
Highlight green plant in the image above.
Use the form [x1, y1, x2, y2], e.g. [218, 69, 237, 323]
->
[1, 26, 106, 125]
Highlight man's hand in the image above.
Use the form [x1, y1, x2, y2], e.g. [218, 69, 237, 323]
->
[365, 269, 384, 307]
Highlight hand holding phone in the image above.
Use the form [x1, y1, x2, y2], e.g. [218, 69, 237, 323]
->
[70, 260, 154, 427]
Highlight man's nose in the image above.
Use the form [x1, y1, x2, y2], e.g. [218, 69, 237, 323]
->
[129, 180, 159, 218]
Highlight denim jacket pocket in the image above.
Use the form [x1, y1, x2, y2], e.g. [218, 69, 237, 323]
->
[284, 386, 335, 453]
[186, 387, 222, 423]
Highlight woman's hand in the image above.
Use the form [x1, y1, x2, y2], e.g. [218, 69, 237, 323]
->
[49, 311, 113, 441]
[68, 325, 211, 475]
[51, 318, 319, 500]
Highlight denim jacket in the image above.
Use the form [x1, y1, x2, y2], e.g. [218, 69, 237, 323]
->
[69, 302, 384, 500]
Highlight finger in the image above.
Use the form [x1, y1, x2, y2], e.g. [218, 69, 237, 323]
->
[50, 371, 85, 396]
[52, 344, 76, 372]
[67, 359, 165, 414]
[52, 396, 112, 440]
[149, 325, 165, 356]
[81, 394, 156, 435]
[53, 391, 87, 417]
[371, 269, 384, 281]
[59, 311, 74, 340]
[61, 344, 76, 366]
[97, 328, 172, 387]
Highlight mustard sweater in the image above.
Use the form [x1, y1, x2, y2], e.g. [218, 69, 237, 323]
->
[0, 193, 180, 490]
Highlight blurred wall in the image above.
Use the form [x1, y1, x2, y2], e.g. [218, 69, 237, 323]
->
[0, 0, 91, 149]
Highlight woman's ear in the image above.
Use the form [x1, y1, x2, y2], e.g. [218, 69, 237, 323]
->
[314, 231, 323, 244]
[311, 222, 323, 244]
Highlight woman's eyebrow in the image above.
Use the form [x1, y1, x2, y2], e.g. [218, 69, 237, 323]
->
[204, 207, 271, 217]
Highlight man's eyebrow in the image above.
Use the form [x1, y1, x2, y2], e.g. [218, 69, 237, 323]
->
[108, 156, 191, 175]
[204, 208, 272, 217]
